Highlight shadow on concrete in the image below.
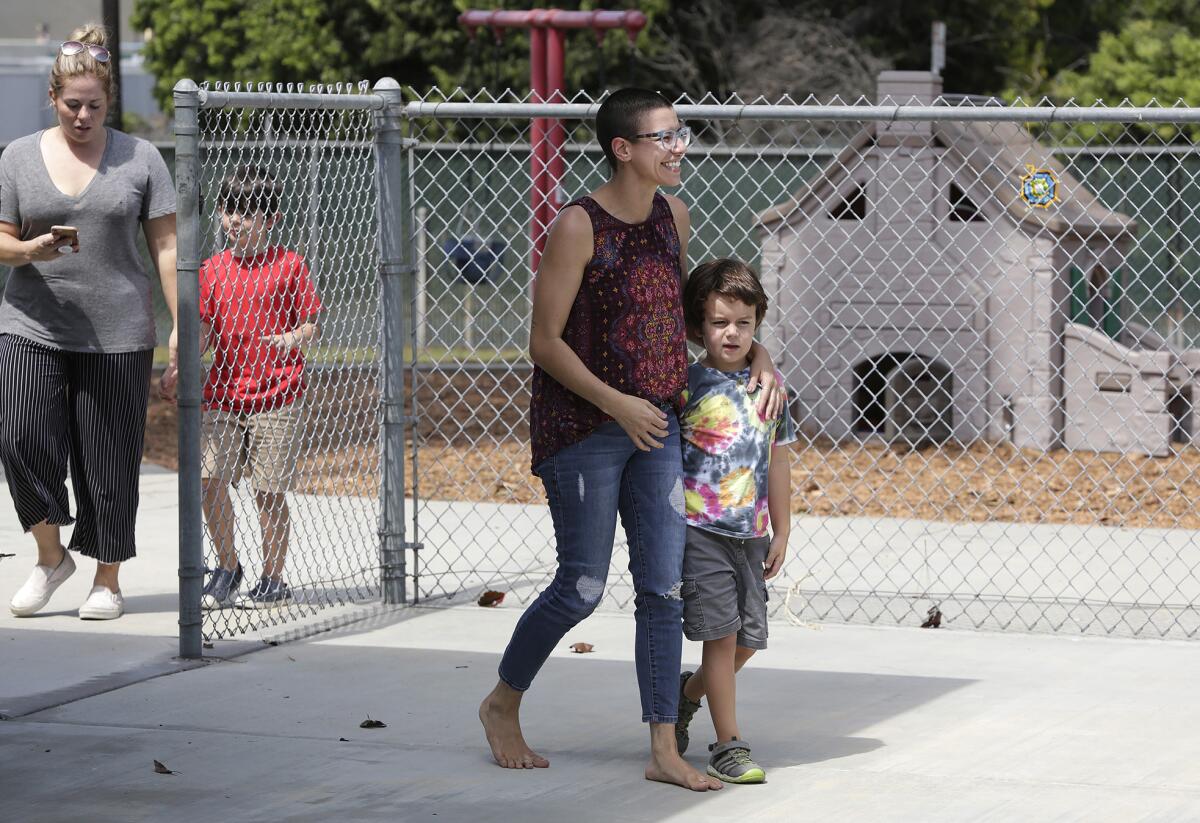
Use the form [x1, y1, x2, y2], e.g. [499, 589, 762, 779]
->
[119, 593, 181, 615]
[1, 644, 971, 822]
[0, 628, 257, 720]
[8, 593, 186, 619]
[202, 598, 434, 648]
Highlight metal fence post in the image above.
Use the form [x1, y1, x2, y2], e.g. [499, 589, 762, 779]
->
[173, 78, 204, 658]
[374, 77, 412, 604]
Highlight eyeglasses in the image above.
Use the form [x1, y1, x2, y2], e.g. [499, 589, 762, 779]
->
[60, 41, 111, 63]
[631, 125, 692, 151]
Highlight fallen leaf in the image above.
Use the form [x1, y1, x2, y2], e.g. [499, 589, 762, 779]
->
[153, 760, 177, 775]
[360, 716, 387, 729]
[569, 642, 594, 654]
[477, 590, 506, 607]
[920, 606, 943, 629]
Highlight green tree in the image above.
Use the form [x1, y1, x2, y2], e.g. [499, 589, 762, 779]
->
[426, 0, 673, 99]
[1051, 1, 1200, 140]
[1004, 0, 1130, 99]
[133, 0, 1158, 109]
[804, 0, 1053, 96]
[133, 0, 674, 111]
[132, 0, 364, 108]
[785, 0, 1126, 99]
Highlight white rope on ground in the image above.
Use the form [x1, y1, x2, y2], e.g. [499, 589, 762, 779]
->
[782, 575, 823, 630]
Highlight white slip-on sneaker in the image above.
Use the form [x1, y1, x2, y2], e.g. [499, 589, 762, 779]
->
[10, 550, 76, 616]
[78, 585, 125, 620]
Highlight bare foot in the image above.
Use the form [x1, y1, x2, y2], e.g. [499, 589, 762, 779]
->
[645, 750, 723, 791]
[479, 692, 550, 769]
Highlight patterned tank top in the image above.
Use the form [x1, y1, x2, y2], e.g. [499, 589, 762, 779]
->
[530, 192, 688, 471]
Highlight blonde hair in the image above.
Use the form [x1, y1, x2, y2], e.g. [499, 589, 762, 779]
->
[50, 23, 116, 102]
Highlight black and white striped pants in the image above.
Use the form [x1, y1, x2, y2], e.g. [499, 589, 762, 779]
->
[0, 334, 152, 564]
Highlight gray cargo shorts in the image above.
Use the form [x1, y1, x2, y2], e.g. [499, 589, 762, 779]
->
[680, 525, 769, 650]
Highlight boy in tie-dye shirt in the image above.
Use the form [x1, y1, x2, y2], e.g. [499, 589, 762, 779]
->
[674, 258, 795, 784]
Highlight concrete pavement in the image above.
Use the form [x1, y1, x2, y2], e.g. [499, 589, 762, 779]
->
[2, 468, 1200, 821]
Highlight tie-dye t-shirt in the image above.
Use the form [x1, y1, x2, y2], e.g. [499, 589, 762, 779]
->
[680, 363, 796, 538]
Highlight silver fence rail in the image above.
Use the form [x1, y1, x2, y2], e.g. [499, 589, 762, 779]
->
[177, 80, 1200, 655]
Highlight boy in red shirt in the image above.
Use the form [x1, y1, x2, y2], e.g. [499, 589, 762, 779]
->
[197, 166, 322, 609]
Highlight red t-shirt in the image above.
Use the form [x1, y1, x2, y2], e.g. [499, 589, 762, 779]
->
[199, 247, 323, 413]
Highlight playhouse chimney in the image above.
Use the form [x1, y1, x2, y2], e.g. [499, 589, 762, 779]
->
[876, 70, 942, 147]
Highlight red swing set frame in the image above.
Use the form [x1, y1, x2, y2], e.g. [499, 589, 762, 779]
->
[458, 9, 648, 273]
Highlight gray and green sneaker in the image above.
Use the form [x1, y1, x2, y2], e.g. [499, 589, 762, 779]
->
[707, 738, 766, 784]
[675, 671, 703, 754]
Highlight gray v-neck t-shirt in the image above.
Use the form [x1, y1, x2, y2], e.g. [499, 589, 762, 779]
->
[0, 128, 175, 352]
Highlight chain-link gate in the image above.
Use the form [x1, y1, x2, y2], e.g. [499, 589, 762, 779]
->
[174, 81, 395, 648]
[176, 77, 1200, 653]
[404, 80, 1200, 641]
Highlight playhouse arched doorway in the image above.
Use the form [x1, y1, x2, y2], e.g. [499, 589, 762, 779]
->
[885, 357, 954, 447]
[852, 352, 909, 435]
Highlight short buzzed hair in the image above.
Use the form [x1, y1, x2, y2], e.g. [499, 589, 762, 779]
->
[596, 88, 674, 174]
[684, 258, 769, 332]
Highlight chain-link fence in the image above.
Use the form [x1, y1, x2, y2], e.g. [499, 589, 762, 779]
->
[177, 76, 1200, 653]
[404, 79, 1200, 641]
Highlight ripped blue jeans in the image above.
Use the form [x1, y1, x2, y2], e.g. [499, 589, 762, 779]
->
[498, 414, 687, 723]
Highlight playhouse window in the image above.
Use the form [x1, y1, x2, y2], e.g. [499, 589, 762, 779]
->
[948, 182, 984, 222]
[1070, 264, 1124, 339]
[829, 183, 867, 221]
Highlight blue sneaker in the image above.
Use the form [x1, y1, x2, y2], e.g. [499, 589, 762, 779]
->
[201, 564, 243, 610]
[237, 576, 292, 609]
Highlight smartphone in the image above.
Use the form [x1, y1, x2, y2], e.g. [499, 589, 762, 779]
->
[51, 225, 78, 254]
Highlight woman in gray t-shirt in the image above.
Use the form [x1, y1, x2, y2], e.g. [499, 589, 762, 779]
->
[0, 24, 177, 621]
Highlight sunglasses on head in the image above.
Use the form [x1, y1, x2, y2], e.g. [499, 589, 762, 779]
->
[60, 41, 110, 63]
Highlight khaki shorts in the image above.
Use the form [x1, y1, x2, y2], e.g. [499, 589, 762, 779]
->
[201, 401, 304, 494]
